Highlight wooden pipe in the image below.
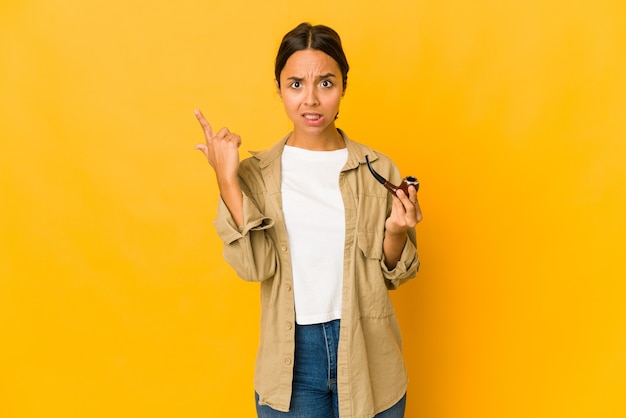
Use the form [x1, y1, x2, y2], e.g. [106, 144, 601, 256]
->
[365, 154, 419, 195]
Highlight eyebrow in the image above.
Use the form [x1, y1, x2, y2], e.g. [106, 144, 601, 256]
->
[286, 73, 337, 82]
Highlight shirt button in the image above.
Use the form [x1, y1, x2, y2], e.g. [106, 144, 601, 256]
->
[281, 245, 287, 252]
[285, 322, 292, 330]
[285, 358, 292, 365]
[286, 284, 292, 292]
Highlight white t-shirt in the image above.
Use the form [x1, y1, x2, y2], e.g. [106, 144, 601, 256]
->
[281, 145, 348, 325]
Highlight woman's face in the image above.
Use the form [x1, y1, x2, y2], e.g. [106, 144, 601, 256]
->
[277, 49, 344, 138]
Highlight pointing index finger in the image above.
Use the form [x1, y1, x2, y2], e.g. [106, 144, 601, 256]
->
[194, 109, 214, 138]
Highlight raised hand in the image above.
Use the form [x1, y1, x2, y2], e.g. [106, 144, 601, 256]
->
[194, 109, 244, 226]
[194, 109, 242, 185]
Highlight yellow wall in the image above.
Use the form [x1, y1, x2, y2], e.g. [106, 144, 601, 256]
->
[1, 1, 625, 417]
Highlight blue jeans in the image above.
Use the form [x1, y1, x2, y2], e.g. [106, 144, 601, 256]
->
[255, 320, 406, 418]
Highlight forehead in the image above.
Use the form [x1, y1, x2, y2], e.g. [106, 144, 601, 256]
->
[280, 49, 341, 78]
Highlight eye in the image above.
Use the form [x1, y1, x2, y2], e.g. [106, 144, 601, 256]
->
[290, 81, 301, 88]
[321, 80, 333, 88]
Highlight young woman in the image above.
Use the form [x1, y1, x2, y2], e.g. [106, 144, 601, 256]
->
[195, 22, 422, 418]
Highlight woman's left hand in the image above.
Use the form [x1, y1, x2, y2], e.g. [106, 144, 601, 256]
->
[385, 186, 423, 235]
[382, 186, 422, 269]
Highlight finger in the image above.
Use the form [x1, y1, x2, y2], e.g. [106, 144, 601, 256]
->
[218, 133, 242, 148]
[391, 193, 406, 215]
[395, 189, 413, 210]
[194, 109, 214, 137]
[229, 133, 242, 147]
[408, 186, 423, 223]
[194, 143, 209, 159]
[407, 185, 418, 203]
[216, 127, 230, 138]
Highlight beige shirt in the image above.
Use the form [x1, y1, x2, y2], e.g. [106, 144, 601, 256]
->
[213, 131, 420, 418]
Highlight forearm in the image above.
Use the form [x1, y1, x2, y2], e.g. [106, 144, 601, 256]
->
[383, 229, 408, 270]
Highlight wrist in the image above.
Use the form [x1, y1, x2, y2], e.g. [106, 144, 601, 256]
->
[216, 174, 240, 190]
[384, 220, 408, 238]
[384, 228, 408, 250]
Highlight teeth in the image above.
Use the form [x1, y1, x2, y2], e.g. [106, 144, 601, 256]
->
[303, 114, 321, 120]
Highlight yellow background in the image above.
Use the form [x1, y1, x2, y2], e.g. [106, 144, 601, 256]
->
[1, 0, 625, 417]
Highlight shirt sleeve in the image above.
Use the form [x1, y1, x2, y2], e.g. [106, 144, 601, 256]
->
[381, 227, 420, 289]
[212, 192, 277, 282]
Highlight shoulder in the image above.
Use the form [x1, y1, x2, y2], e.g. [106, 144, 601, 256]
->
[343, 133, 401, 183]
[340, 130, 392, 160]
[244, 134, 290, 166]
[236, 134, 289, 184]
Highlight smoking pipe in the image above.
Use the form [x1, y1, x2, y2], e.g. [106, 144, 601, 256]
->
[365, 154, 419, 195]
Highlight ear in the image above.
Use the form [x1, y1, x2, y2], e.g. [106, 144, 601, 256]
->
[274, 79, 281, 98]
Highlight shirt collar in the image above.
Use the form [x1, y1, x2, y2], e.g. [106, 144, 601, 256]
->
[250, 129, 378, 172]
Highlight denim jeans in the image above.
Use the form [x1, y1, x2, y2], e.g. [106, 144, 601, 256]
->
[255, 320, 406, 418]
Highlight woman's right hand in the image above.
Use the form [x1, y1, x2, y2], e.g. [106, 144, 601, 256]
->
[194, 109, 244, 226]
[194, 109, 241, 185]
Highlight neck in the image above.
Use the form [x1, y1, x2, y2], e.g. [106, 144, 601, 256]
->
[287, 126, 345, 151]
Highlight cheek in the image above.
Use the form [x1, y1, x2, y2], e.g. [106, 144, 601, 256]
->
[281, 97, 300, 119]
[286, 92, 307, 109]
[326, 93, 342, 109]
[282, 96, 298, 112]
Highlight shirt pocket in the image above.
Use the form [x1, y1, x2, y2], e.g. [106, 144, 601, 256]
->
[356, 229, 394, 318]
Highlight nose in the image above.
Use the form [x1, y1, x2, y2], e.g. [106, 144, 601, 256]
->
[303, 85, 319, 106]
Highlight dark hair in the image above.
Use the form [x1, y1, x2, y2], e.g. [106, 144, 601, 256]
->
[274, 22, 350, 90]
